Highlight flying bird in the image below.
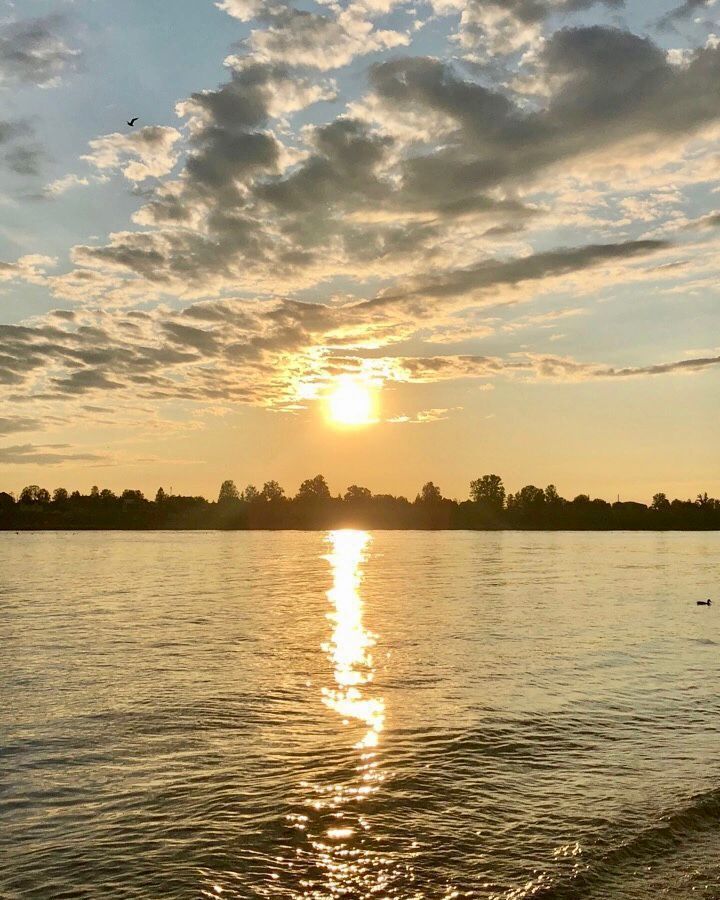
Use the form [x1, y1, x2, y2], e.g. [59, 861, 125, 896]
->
[127, 117, 139, 127]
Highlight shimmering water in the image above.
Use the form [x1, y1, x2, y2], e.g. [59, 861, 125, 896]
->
[1, 530, 719, 899]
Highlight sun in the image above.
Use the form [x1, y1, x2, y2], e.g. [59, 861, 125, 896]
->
[326, 377, 377, 427]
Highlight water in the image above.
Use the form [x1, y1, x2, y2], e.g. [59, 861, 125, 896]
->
[1, 530, 719, 899]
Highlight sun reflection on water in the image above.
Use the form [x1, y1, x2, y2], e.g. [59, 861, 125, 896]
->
[321, 530, 384, 750]
[289, 529, 409, 899]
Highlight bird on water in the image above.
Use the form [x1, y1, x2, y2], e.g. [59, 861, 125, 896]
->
[127, 117, 139, 127]
[697, 599, 712, 606]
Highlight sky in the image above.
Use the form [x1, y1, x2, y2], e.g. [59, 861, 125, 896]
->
[0, 0, 719, 503]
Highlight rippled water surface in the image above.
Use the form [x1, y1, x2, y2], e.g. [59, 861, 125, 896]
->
[2, 530, 720, 899]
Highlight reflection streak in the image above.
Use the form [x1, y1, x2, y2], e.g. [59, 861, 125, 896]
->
[322, 530, 384, 750]
[294, 530, 403, 898]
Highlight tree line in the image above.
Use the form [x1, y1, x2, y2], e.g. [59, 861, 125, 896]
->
[1, 474, 719, 530]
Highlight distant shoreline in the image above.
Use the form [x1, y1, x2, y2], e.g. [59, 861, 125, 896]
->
[2, 475, 718, 531]
[2, 525, 719, 533]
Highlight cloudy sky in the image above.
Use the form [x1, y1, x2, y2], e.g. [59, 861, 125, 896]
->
[0, 0, 719, 501]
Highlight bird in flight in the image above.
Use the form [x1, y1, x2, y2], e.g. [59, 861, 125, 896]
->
[127, 117, 139, 127]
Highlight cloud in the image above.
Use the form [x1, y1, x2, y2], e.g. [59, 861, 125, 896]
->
[0, 15, 82, 88]
[0, 118, 42, 176]
[656, 0, 712, 30]
[367, 350, 720, 384]
[2, 279, 715, 428]
[44, 173, 91, 196]
[0, 416, 43, 436]
[365, 239, 669, 309]
[387, 406, 462, 423]
[0, 254, 57, 285]
[82, 127, 182, 182]
[216, 0, 266, 23]
[365, 28, 720, 213]
[248, 6, 410, 71]
[4, 6, 719, 454]
[54, 25, 720, 305]
[0, 443, 108, 465]
[429, 0, 625, 63]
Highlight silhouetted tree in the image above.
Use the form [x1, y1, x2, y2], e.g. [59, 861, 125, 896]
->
[1, 475, 719, 531]
[20, 485, 50, 505]
[121, 489, 145, 502]
[345, 485, 372, 501]
[296, 475, 330, 500]
[260, 480, 285, 502]
[242, 485, 260, 503]
[469, 474, 505, 509]
[544, 484, 562, 507]
[508, 485, 545, 514]
[90, 485, 100, 499]
[417, 482, 442, 503]
[218, 480, 240, 504]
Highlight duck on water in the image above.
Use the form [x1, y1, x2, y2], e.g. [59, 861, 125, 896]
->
[697, 599, 712, 606]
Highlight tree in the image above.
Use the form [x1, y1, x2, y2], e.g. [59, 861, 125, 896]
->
[344, 485, 372, 501]
[121, 489, 145, 502]
[651, 492, 670, 512]
[417, 482, 442, 503]
[100, 488, 116, 501]
[90, 485, 100, 499]
[296, 475, 330, 500]
[52, 487, 69, 504]
[155, 487, 167, 503]
[260, 480, 285, 502]
[469, 474, 505, 509]
[0, 491, 15, 510]
[19, 485, 50, 505]
[242, 484, 260, 503]
[218, 480, 240, 504]
[544, 484, 563, 507]
[507, 485, 545, 514]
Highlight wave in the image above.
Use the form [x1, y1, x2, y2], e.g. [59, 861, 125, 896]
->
[506, 785, 720, 899]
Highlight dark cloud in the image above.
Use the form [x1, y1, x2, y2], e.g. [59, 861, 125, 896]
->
[0, 15, 81, 87]
[0, 120, 31, 143]
[0, 443, 108, 465]
[366, 30, 720, 213]
[464, 0, 624, 26]
[41, 26, 720, 325]
[606, 354, 720, 377]
[364, 239, 670, 309]
[0, 416, 43, 436]
[656, 0, 711, 29]
[257, 118, 392, 214]
[0, 119, 41, 176]
[4, 144, 42, 176]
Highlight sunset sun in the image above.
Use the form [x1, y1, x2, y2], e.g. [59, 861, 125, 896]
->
[326, 378, 377, 427]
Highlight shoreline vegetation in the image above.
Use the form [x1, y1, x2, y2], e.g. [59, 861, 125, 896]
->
[1, 475, 719, 531]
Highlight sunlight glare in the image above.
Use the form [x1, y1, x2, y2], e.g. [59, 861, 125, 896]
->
[326, 378, 377, 427]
